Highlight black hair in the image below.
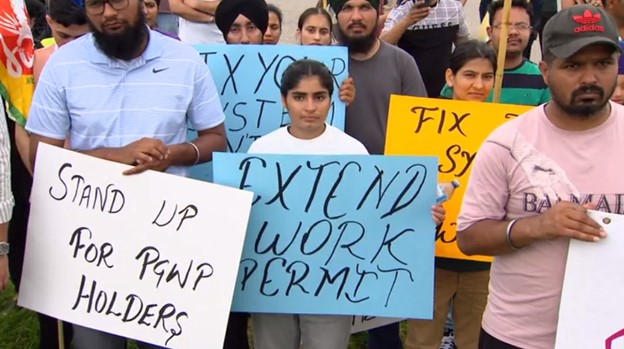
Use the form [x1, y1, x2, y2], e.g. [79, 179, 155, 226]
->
[267, 4, 283, 26]
[542, 50, 556, 64]
[26, 0, 47, 46]
[46, 0, 87, 27]
[280, 59, 335, 97]
[488, 0, 534, 27]
[449, 40, 497, 74]
[297, 7, 332, 32]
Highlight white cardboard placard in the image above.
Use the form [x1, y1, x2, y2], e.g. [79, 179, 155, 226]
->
[18, 144, 253, 349]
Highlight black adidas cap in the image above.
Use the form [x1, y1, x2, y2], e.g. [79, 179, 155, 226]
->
[542, 4, 621, 59]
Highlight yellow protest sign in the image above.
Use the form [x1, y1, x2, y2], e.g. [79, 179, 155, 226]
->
[385, 95, 532, 261]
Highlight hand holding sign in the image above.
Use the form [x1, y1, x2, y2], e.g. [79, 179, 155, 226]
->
[19, 144, 253, 348]
[339, 77, 356, 106]
[100, 137, 170, 167]
[556, 211, 624, 349]
[535, 201, 606, 243]
[213, 153, 438, 319]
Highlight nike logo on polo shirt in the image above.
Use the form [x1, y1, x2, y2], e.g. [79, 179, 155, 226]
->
[152, 67, 169, 73]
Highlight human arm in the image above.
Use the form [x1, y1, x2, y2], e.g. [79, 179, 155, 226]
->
[456, 140, 604, 256]
[182, 0, 220, 15]
[168, 0, 215, 23]
[458, 203, 604, 256]
[432, 204, 446, 226]
[123, 124, 226, 175]
[118, 56, 227, 175]
[0, 222, 8, 291]
[17, 48, 52, 175]
[454, 6, 470, 45]
[339, 77, 356, 106]
[14, 124, 31, 174]
[28, 132, 170, 173]
[124, 55, 226, 175]
[380, 3, 431, 45]
[0, 112, 14, 292]
[28, 129, 221, 176]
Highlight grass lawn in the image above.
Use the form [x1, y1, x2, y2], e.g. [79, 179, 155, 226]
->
[0, 282, 395, 349]
[0, 284, 39, 349]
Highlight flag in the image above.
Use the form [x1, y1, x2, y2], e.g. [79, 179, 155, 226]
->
[0, 0, 35, 127]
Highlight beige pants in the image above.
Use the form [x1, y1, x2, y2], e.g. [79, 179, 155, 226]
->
[405, 268, 490, 349]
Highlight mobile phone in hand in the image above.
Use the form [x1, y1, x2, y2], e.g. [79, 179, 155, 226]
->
[415, 0, 432, 8]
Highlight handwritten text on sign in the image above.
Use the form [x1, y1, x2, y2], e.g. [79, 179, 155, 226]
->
[385, 96, 531, 262]
[556, 211, 624, 349]
[18, 144, 253, 349]
[213, 153, 437, 318]
[188, 45, 349, 181]
[194, 44, 347, 142]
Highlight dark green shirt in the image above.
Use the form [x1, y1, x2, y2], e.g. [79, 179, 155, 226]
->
[439, 59, 551, 106]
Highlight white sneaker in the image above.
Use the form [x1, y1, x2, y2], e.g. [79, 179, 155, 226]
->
[439, 332, 457, 349]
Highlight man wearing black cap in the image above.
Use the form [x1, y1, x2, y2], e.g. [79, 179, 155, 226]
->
[215, 0, 268, 44]
[457, 5, 623, 349]
[327, 1, 427, 348]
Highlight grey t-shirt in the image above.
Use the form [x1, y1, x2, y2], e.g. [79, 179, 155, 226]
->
[346, 41, 427, 155]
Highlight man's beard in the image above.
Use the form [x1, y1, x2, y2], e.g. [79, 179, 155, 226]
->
[90, 9, 148, 61]
[552, 84, 614, 118]
[335, 20, 378, 54]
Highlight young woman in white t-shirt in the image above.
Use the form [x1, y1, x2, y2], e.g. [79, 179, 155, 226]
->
[249, 59, 446, 349]
[248, 58, 363, 349]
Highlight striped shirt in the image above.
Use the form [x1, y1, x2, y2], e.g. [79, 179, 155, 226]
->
[0, 103, 14, 223]
[383, 0, 469, 35]
[26, 29, 225, 176]
[383, 0, 469, 97]
[439, 59, 551, 105]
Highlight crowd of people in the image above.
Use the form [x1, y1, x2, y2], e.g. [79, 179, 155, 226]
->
[1, 0, 623, 348]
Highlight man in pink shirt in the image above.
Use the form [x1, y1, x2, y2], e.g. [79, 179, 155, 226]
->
[457, 4, 622, 349]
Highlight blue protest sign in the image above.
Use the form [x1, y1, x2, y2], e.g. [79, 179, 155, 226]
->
[213, 153, 437, 319]
[189, 45, 349, 181]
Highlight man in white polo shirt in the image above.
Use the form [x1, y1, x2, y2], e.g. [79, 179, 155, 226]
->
[169, 0, 224, 44]
[26, 0, 226, 347]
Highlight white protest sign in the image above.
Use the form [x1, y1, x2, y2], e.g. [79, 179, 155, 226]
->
[351, 316, 404, 334]
[18, 144, 253, 349]
[555, 211, 624, 349]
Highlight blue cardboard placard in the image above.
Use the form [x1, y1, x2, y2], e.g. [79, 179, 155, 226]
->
[213, 153, 437, 319]
[189, 45, 349, 181]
